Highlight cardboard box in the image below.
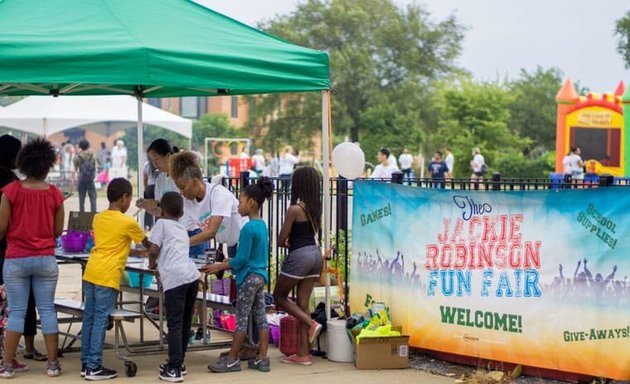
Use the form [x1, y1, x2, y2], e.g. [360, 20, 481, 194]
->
[354, 326, 410, 369]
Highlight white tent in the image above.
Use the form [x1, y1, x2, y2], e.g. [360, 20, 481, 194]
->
[0, 95, 192, 139]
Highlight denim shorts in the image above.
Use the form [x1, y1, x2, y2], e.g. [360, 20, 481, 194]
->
[280, 245, 322, 279]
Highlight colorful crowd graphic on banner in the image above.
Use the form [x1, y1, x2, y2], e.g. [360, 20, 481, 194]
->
[350, 182, 629, 379]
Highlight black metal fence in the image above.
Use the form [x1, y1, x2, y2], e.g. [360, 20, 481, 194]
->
[219, 171, 630, 309]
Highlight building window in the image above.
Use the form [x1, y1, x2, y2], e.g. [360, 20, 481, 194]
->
[231, 96, 238, 119]
[198, 97, 208, 117]
[181, 97, 199, 119]
[147, 98, 161, 108]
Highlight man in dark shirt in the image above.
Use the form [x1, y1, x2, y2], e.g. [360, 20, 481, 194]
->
[428, 151, 448, 189]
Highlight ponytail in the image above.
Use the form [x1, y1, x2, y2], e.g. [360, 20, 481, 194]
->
[242, 177, 274, 206]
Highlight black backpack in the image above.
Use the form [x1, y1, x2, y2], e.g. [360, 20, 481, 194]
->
[78, 153, 96, 183]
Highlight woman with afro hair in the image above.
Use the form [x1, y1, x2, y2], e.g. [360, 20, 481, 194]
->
[0, 138, 64, 378]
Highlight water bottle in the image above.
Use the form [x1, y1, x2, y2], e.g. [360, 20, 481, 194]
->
[85, 235, 94, 252]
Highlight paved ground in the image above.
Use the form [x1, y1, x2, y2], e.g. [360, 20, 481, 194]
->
[9, 195, 452, 383]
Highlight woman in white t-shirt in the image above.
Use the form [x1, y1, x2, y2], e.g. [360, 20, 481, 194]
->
[170, 151, 246, 259]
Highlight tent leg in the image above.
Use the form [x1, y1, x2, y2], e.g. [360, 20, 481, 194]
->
[322, 90, 332, 321]
[136, 96, 145, 227]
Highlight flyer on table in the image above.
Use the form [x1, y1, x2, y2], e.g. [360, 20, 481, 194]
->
[350, 182, 629, 380]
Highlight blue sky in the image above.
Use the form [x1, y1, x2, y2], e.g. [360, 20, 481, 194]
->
[197, 0, 629, 92]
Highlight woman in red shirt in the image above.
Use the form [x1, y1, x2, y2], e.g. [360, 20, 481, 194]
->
[0, 138, 64, 378]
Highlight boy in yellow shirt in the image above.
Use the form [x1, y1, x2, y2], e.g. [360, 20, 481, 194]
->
[80, 178, 149, 381]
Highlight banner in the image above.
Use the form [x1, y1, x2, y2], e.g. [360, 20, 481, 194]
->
[350, 182, 630, 379]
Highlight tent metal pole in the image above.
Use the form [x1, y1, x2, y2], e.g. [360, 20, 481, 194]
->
[322, 90, 332, 320]
[136, 95, 145, 202]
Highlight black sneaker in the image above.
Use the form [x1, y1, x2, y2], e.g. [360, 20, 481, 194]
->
[159, 365, 183, 383]
[85, 366, 118, 381]
[80, 363, 87, 377]
[159, 362, 187, 376]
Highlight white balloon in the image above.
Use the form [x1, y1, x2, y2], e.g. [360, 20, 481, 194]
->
[332, 142, 365, 179]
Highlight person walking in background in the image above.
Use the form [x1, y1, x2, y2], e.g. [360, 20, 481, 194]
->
[74, 140, 98, 213]
[97, 142, 110, 173]
[274, 167, 323, 366]
[269, 152, 280, 177]
[371, 148, 398, 179]
[470, 147, 486, 184]
[109, 140, 127, 179]
[279, 146, 299, 190]
[428, 151, 448, 189]
[60, 143, 75, 184]
[444, 147, 455, 179]
[398, 148, 413, 182]
[0, 138, 64, 378]
[252, 149, 266, 177]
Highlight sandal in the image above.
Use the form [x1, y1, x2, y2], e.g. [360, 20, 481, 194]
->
[23, 350, 47, 362]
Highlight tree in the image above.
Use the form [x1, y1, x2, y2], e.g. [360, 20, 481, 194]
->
[508, 66, 563, 151]
[358, 101, 423, 164]
[427, 78, 534, 177]
[258, 0, 465, 153]
[615, 11, 630, 68]
[247, 93, 322, 155]
[192, 113, 243, 150]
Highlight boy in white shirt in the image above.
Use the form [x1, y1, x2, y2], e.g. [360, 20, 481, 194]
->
[371, 148, 399, 179]
[148, 192, 200, 382]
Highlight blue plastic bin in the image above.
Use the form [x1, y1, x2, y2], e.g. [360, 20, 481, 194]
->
[126, 272, 153, 288]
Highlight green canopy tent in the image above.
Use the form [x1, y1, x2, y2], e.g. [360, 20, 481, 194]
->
[0, 0, 334, 314]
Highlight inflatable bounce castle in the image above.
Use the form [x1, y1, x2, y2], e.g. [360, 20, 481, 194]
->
[556, 79, 629, 177]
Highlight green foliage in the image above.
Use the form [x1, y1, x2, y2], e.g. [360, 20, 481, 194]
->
[494, 150, 555, 178]
[247, 93, 322, 154]
[123, 125, 189, 172]
[615, 11, 630, 68]
[259, 0, 465, 153]
[331, 229, 351, 283]
[358, 102, 423, 163]
[508, 67, 562, 151]
[426, 75, 562, 178]
[427, 78, 528, 177]
[192, 113, 244, 150]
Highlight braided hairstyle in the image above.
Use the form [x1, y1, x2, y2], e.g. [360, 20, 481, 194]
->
[242, 177, 273, 207]
[290, 167, 321, 231]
